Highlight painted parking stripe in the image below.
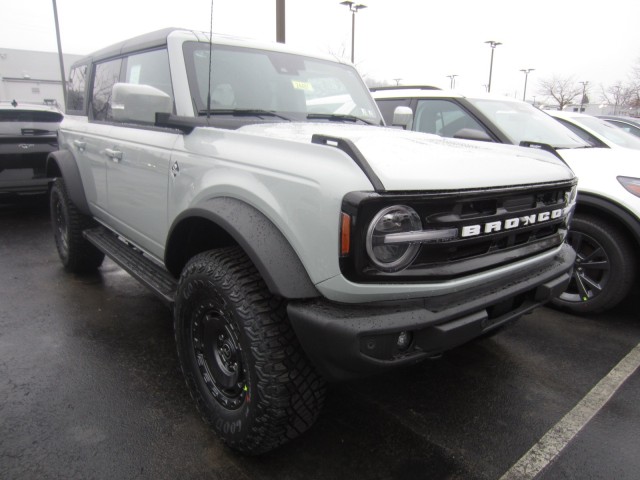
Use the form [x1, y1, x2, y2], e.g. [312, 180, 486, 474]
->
[499, 342, 640, 480]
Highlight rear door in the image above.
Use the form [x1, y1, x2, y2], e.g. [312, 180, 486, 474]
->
[81, 58, 124, 213]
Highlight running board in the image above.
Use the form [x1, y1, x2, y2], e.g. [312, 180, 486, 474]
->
[83, 227, 177, 307]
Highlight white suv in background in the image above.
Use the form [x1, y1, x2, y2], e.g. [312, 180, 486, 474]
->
[372, 87, 640, 314]
[546, 110, 640, 150]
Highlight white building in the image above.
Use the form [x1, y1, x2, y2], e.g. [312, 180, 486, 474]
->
[0, 48, 83, 109]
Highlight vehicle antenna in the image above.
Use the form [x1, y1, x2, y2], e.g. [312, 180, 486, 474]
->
[206, 0, 214, 119]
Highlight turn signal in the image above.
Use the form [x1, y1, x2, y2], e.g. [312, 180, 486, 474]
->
[340, 212, 351, 256]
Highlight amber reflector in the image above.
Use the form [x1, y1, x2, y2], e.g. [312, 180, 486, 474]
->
[340, 213, 351, 256]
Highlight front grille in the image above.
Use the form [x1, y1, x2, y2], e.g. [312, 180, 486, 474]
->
[341, 181, 575, 282]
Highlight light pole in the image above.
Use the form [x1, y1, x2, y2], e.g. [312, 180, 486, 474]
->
[446, 74, 458, 89]
[485, 40, 502, 93]
[579, 81, 589, 112]
[393, 78, 402, 86]
[276, 0, 285, 43]
[340, 1, 367, 64]
[520, 68, 534, 102]
[52, 0, 67, 109]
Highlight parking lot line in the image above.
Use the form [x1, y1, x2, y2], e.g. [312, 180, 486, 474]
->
[499, 342, 640, 480]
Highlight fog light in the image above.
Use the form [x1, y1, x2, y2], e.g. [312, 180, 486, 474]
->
[397, 331, 412, 351]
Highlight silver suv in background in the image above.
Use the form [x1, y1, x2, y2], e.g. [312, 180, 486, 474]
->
[372, 86, 640, 314]
[46, 31, 577, 454]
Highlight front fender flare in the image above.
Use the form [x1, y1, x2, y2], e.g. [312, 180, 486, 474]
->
[166, 197, 320, 299]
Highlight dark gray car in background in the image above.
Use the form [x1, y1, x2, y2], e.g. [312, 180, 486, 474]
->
[0, 101, 62, 196]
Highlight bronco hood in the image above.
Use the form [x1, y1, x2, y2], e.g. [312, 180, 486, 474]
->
[238, 122, 575, 190]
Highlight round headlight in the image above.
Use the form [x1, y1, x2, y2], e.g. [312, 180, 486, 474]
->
[366, 205, 422, 272]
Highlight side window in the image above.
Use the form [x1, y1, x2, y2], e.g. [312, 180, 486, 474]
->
[375, 98, 411, 125]
[124, 49, 174, 102]
[91, 58, 123, 121]
[553, 118, 606, 148]
[608, 120, 640, 137]
[67, 64, 87, 113]
[101, 48, 174, 125]
[414, 99, 487, 138]
[609, 121, 631, 133]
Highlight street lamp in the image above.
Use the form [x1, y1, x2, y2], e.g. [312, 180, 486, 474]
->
[485, 40, 502, 93]
[520, 68, 535, 102]
[446, 74, 458, 89]
[340, 1, 367, 63]
[579, 81, 589, 112]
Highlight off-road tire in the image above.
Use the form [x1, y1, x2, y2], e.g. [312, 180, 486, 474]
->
[551, 214, 636, 314]
[174, 247, 326, 455]
[50, 178, 105, 273]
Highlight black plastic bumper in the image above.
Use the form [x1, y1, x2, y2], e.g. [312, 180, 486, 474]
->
[287, 243, 575, 381]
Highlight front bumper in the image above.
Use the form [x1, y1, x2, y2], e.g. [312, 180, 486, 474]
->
[288, 243, 575, 381]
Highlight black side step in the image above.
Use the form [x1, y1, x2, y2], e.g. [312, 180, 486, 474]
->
[83, 227, 177, 307]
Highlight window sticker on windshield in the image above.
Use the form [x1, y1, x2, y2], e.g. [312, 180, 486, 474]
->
[292, 80, 313, 91]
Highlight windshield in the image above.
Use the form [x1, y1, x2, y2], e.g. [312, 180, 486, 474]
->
[569, 115, 640, 150]
[466, 98, 588, 149]
[183, 42, 382, 125]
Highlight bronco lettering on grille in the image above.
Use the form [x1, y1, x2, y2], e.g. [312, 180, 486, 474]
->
[460, 208, 564, 238]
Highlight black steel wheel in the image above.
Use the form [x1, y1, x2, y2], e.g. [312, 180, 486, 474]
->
[191, 305, 246, 410]
[50, 178, 104, 273]
[174, 247, 326, 455]
[551, 214, 636, 314]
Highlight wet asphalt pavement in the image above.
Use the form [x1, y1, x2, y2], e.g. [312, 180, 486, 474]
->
[1, 196, 639, 480]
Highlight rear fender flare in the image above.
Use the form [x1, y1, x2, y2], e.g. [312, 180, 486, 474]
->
[46, 150, 90, 215]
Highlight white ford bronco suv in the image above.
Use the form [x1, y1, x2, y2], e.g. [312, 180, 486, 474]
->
[47, 28, 577, 454]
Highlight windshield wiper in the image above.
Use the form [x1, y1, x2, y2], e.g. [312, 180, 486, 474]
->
[198, 109, 293, 121]
[306, 113, 375, 125]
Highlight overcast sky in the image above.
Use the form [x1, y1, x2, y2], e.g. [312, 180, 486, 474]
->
[2, 0, 639, 100]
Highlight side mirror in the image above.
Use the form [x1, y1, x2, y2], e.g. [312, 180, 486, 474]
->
[392, 106, 413, 130]
[453, 128, 493, 142]
[111, 83, 172, 124]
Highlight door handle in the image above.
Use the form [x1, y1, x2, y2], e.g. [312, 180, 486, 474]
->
[105, 148, 123, 163]
[73, 140, 86, 152]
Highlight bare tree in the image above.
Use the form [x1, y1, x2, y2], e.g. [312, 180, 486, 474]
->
[630, 56, 640, 85]
[596, 56, 640, 114]
[362, 74, 393, 88]
[627, 57, 640, 113]
[601, 83, 637, 115]
[327, 42, 349, 63]
[537, 75, 582, 110]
